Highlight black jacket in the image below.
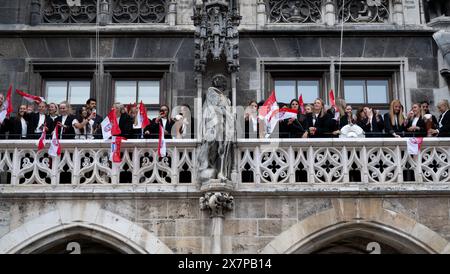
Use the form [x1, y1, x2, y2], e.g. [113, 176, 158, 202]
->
[145, 117, 175, 139]
[405, 116, 426, 137]
[384, 113, 406, 136]
[244, 117, 260, 139]
[438, 111, 450, 137]
[305, 112, 332, 138]
[26, 112, 53, 139]
[117, 113, 133, 138]
[7, 116, 30, 139]
[54, 114, 76, 139]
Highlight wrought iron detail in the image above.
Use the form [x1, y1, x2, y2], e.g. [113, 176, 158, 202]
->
[112, 0, 167, 23]
[42, 0, 97, 23]
[337, 0, 390, 23]
[192, 0, 241, 73]
[266, 0, 322, 23]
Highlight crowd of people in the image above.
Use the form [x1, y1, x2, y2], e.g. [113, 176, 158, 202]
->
[244, 98, 450, 138]
[0, 92, 449, 140]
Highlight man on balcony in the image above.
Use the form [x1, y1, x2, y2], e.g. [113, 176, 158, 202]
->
[428, 99, 450, 137]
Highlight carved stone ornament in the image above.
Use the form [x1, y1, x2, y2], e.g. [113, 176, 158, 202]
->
[337, 0, 390, 23]
[267, 0, 322, 23]
[192, 0, 241, 73]
[199, 192, 234, 218]
[42, 0, 97, 23]
[112, 0, 168, 23]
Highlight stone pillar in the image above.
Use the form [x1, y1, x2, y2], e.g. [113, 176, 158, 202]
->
[324, 0, 335, 26]
[99, 0, 110, 26]
[168, 0, 177, 26]
[30, 0, 41, 26]
[200, 192, 234, 254]
[256, 0, 266, 27]
[392, 0, 404, 25]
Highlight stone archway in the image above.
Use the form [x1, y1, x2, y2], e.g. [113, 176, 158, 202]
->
[260, 199, 450, 254]
[0, 202, 173, 254]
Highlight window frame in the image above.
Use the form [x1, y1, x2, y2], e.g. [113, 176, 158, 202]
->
[43, 78, 93, 107]
[112, 78, 163, 116]
[341, 76, 393, 111]
[271, 76, 325, 105]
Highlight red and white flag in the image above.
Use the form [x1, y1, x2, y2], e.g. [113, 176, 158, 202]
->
[37, 123, 46, 151]
[136, 101, 150, 129]
[0, 85, 13, 124]
[328, 89, 340, 120]
[407, 137, 424, 155]
[298, 94, 305, 115]
[158, 123, 166, 158]
[101, 108, 121, 140]
[269, 108, 298, 122]
[110, 136, 126, 163]
[259, 91, 279, 134]
[15, 89, 45, 104]
[48, 125, 62, 157]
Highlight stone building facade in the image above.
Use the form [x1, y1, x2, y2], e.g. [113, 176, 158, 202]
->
[0, 0, 450, 254]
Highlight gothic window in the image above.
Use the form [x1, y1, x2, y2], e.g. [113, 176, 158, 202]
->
[42, 0, 98, 24]
[266, 0, 323, 23]
[112, 0, 168, 23]
[113, 80, 161, 118]
[337, 0, 390, 23]
[45, 80, 92, 106]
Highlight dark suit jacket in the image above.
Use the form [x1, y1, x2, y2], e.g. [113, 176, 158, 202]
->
[305, 112, 332, 138]
[145, 117, 174, 139]
[384, 113, 406, 136]
[117, 114, 133, 138]
[54, 115, 76, 139]
[6, 116, 30, 139]
[438, 111, 450, 137]
[26, 112, 53, 139]
[405, 116, 426, 136]
[245, 117, 260, 139]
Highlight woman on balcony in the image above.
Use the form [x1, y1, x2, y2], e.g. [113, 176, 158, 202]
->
[361, 106, 384, 137]
[286, 99, 307, 138]
[305, 98, 332, 138]
[384, 99, 407, 138]
[72, 106, 95, 140]
[244, 100, 263, 139]
[46, 102, 59, 134]
[7, 104, 29, 139]
[405, 103, 426, 137]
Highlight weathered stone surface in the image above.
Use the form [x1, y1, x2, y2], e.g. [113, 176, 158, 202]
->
[297, 37, 321, 57]
[168, 199, 199, 219]
[140, 220, 176, 237]
[383, 37, 413, 57]
[321, 37, 342, 58]
[175, 38, 195, 59]
[258, 219, 297, 236]
[405, 37, 435, 58]
[0, 38, 28, 58]
[416, 71, 440, 88]
[234, 198, 265, 219]
[383, 198, 419, 220]
[363, 37, 389, 58]
[176, 219, 211, 237]
[231, 236, 273, 254]
[239, 38, 259, 58]
[224, 220, 257, 236]
[0, 201, 11, 238]
[8, 200, 58, 231]
[266, 198, 297, 219]
[409, 57, 438, 72]
[298, 198, 332, 221]
[138, 200, 168, 220]
[68, 38, 92, 58]
[251, 38, 279, 57]
[0, 59, 25, 73]
[46, 38, 70, 58]
[275, 37, 301, 57]
[113, 38, 136, 58]
[23, 38, 50, 58]
[100, 199, 137, 222]
[162, 237, 203, 254]
[98, 38, 114, 58]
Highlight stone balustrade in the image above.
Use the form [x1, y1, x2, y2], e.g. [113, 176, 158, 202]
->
[1, 138, 450, 194]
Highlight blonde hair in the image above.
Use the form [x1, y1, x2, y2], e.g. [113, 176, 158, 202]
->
[314, 98, 325, 118]
[389, 99, 405, 126]
[336, 98, 346, 118]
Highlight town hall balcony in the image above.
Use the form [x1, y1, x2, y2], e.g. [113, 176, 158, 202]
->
[0, 138, 449, 195]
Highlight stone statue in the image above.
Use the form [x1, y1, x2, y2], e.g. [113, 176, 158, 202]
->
[198, 78, 234, 184]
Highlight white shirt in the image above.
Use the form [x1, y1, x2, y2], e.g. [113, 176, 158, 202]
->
[161, 117, 167, 130]
[312, 113, 318, 126]
[61, 115, 68, 126]
[20, 118, 27, 138]
[35, 113, 46, 133]
[439, 110, 448, 129]
[412, 117, 419, 127]
[72, 119, 94, 140]
[251, 116, 258, 132]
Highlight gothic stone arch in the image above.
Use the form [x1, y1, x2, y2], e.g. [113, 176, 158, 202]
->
[0, 202, 173, 254]
[260, 199, 450, 254]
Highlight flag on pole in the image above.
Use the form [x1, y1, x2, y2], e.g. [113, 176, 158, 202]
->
[328, 89, 340, 121]
[158, 122, 166, 158]
[101, 108, 121, 140]
[110, 136, 126, 163]
[259, 91, 279, 135]
[15, 89, 45, 104]
[37, 123, 46, 151]
[298, 94, 305, 115]
[136, 101, 150, 129]
[0, 85, 13, 124]
[407, 137, 424, 155]
[48, 124, 62, 157]
[269, 108, 298, 122]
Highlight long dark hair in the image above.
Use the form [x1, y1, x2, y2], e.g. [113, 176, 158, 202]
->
[76, 107, 91, 135]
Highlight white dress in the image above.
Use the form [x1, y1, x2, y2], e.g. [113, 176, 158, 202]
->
[72, 119, 94, 140]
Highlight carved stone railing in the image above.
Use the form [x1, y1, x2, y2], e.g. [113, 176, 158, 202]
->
[266, 0, 323, 24]
[112, 0, 168, 24]
[0, 139, 197, 186]
[337, 0, 390, 23]
[41, 0, 98, 23]
[237, 138, 450, 192]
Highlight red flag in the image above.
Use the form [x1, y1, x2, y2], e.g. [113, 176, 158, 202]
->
[16, 89, 45, 104]
[329, 89, 338, 111]
[111, 136, 126, 163]
[0, 85, 13, 123]
[37, 122, 46, 151]
[106, 108, 121, 136]
[269, 108, 298, 122]
[298, 94, 305, 114]
[138, 101, 150, 129]
[158, 122, 166, 158]
[48, 124, 61, 157]
[259, 91, 278, 119]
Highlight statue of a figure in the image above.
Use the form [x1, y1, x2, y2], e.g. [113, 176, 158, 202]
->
[198, 78, 234, 184]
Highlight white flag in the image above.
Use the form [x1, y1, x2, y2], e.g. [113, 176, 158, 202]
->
[101, 116, 112, 140]
[407, 137, 424, 155]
